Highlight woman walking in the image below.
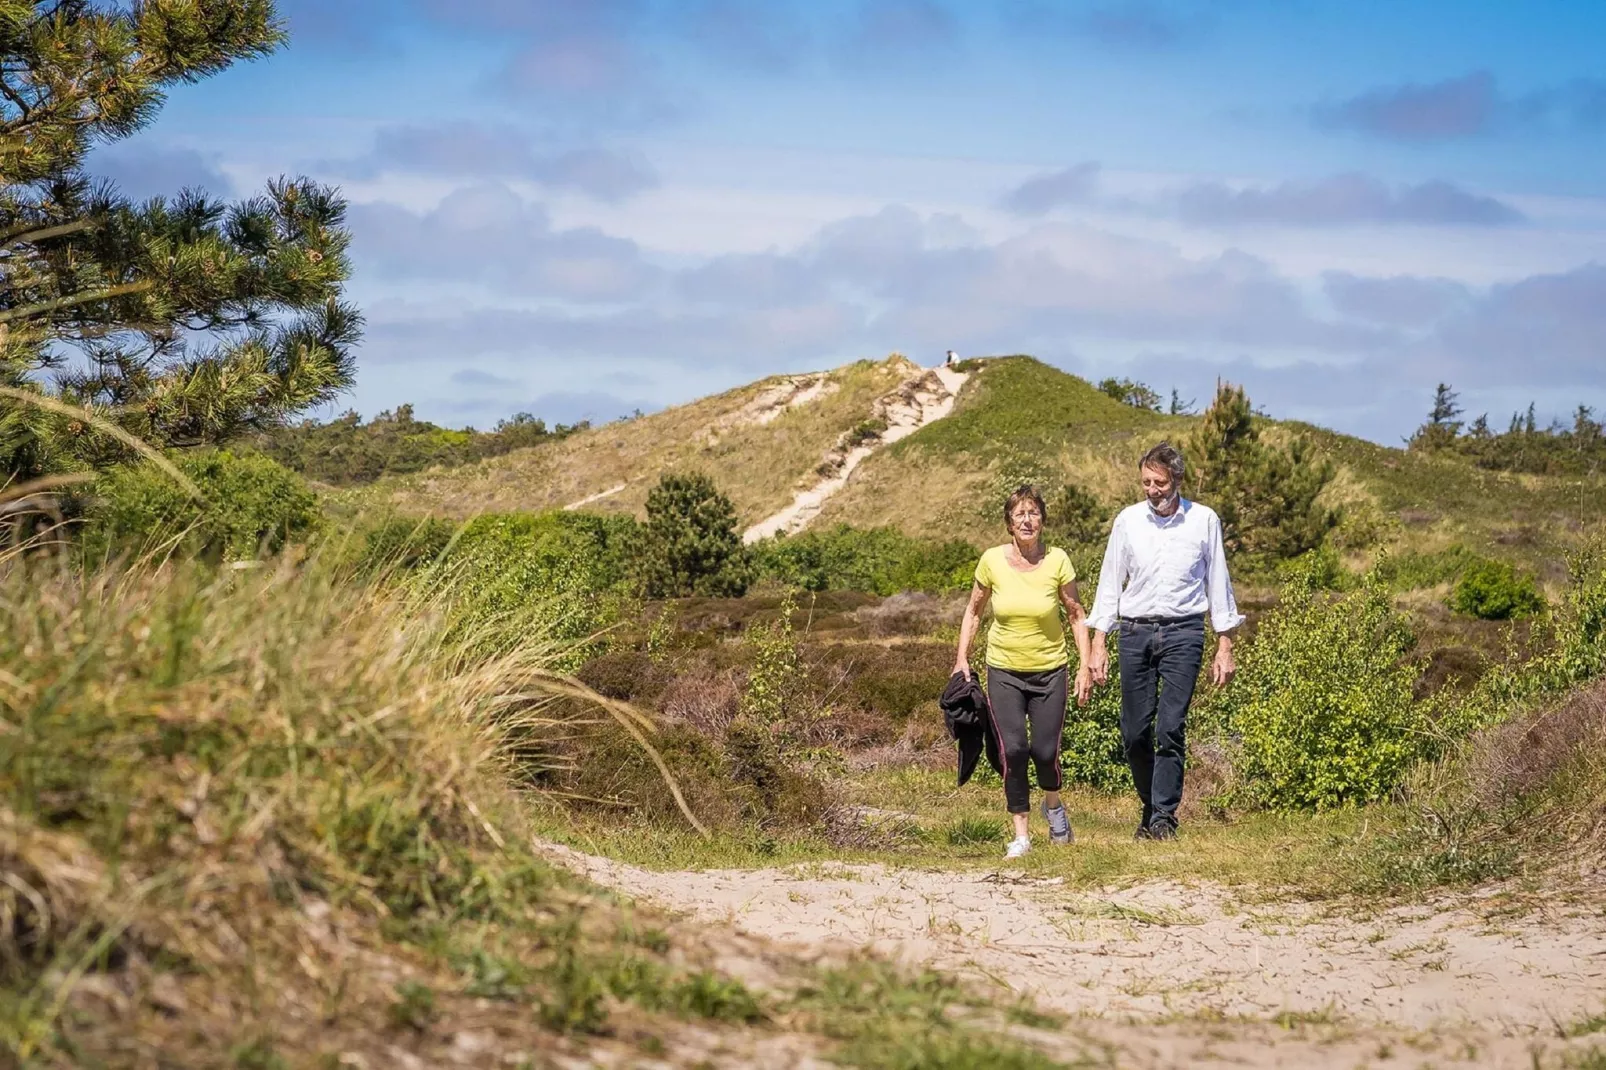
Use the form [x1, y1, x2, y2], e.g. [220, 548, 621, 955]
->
[953, 485, 1094, 858]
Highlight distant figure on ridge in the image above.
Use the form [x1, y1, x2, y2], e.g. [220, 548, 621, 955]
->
[951, 485, 1093, 859]
[945, 349, 958, 367]
[1086, 442, 1242, 841]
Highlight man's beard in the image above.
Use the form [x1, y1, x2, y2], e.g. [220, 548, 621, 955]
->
[1147, 490, 1179, 515]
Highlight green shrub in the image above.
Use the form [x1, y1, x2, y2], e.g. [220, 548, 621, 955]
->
[437, 511, 638, 667]
[1459, 539, 1606, 718]
[1450, 560, 1545, 620]
[253, 404, 586, 486]
[1217, 563, 1426, 810]
[352, 514, 456, 573]
[1274, 544, 1347, 590]
[638, 472, 750, 598]
[751, 524, 975, 595]
[1059, 637, 1131, 792]
[1373, 543, 1482, 591]
[86, 448, 321, 560]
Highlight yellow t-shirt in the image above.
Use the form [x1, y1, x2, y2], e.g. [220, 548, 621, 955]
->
[975, 545, 1075, 672]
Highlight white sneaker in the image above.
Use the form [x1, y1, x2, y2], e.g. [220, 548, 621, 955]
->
[1004, 836, 1031, 859]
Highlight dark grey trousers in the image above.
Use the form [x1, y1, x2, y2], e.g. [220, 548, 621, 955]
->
[986, 665, 1068, 814]
[1117, 617, 1206, 823]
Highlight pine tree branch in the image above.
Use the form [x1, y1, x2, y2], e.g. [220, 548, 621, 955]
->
[0, 279, 155, 324]
[0, 218, 94, 248]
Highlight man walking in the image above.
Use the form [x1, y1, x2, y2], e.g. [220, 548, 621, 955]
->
[1085, 442, 1242, 841]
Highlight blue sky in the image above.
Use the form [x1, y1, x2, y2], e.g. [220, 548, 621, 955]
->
[95, 0, 1606, 443]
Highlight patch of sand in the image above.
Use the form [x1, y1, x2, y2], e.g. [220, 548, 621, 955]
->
[543, 843, 1606, 1068]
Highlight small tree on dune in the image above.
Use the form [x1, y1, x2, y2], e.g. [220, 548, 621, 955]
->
[639, 472, 750, 598]
[1189, 381, 1337, 572]
[1408, 383, 1464, 452]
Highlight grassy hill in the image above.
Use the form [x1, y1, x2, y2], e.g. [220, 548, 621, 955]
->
[344, 356, 918, 525]
[358, 355, 1606, 579]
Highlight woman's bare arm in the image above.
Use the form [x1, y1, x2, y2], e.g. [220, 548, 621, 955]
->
[1061, 580, 1093, 705]
[953, 581, 990, 679]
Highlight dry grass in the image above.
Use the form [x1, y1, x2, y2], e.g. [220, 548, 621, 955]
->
[0, 547, 1087, 1066]
[0, 550, 743, 1065]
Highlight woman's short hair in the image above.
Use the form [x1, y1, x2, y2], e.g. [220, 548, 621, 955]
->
[1003, 484, 1048, 525]
[1139, 441, 1186, 483]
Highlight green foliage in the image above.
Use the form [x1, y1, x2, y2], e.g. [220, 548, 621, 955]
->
[844, 416, 889, 448]
[1408, 383, 1464, 452]
[1, 1, 360, 483]
[1218, 563, 1426, 810]
[752, 524, 976, 594]
[1190, 383, 1338, 572]
[639, 472, 750, 598]
[440, 511, 637, 667]
[1274, 544, 1347, 590]
[351, 513, 456, 573]
[386, 982, 437, 1032]
[737, 591, 814, 757]
[1046, 482, 1111, 554]
[254, 405, 586, 486]
[1096, 377, 1162, 412]
[1466, 539, 1606, 714]
[1450, 560, 1545, 620]
[1059, 637, 1131, 792]
[909, 357, 1169, 463]
[1409, 382, 1606, 476]
[86, 448, 321, 560]
[1373, 544, 1483, 590]
[945, 816, 1005, 845]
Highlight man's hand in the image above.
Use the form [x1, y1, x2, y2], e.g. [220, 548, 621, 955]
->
[952, 660, 972, 681]
[1073, 666, 1093, 706]
[1086, 638, 1109, 685]
[1210, 641, 1236, 687]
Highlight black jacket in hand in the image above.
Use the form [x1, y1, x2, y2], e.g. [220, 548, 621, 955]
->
[939, 671, 1002, 787]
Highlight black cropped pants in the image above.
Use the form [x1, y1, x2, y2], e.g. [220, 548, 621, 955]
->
[986, 665, 1068, 814]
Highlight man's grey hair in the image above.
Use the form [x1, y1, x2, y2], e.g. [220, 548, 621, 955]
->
[1139, 441, 1186, 482]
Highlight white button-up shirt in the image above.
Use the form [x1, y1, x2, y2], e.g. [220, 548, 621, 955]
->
[1087, 498, 1245, 634]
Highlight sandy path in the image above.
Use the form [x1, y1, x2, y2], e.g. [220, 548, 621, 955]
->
[743, 364, 969, 543]
[544, 844, 1606, 1068]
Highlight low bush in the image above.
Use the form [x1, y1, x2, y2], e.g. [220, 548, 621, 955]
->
[1215, 562, 1427, 810]
[439, 511, 639, 667]
[253, 404, 586, 485]
[1059, 637, 1131, 792]
[84, 448, 321, 561]
[752, 524, 976, 595]
[1450, 559, 1545, 620]
[1373, 543, 1482, 591]
[351, 513, 457, 573]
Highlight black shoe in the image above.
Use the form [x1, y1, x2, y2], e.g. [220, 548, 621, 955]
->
[1149, 814, 1178, 841]
[1133, 823, 1154, 841]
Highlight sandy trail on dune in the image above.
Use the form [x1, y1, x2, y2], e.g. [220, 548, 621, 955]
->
[743, 364, 968, 543]
[542, 842, 1606, 1068]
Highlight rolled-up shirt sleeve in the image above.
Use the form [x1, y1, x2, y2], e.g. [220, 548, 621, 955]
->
[1087, 514, 1127, 634]
[1205, 511, 1246, 633]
